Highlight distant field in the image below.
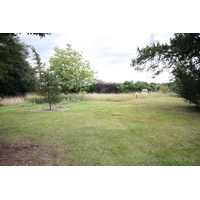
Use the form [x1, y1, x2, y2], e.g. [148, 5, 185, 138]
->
[0, 93, 199, 166]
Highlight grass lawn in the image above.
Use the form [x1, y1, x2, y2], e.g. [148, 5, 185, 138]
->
[0, 93, 199, 166]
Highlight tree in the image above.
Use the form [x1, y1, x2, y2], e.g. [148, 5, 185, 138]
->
[31, 46, 46, 91]
[39, 71, 60, 110]
[49, 44, 97, 93]
[131, 33, 200, 105]
[134, 81, 155, 92]
[123, 81, 135, 93]
[117, 83, 124, 93]
[0, 34, 37, 96]
[173, 63, 200, 105]
[1, 33, 50, 39]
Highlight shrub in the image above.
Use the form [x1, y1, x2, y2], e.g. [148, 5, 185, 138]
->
[117, 83, 124, 93]
[159, 86, 169, 94]
[123, 81, 135, 93]
[96, 81, 117, 93]
[26, 96, 45, 104]
[58, 92, 86, 103]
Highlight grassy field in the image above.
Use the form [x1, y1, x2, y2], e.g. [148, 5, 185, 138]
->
[0, 93, 199, 166]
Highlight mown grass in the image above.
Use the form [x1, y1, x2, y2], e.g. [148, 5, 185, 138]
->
[0, 93, 199, 165]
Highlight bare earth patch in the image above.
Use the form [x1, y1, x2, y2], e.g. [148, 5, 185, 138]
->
[0, 140, 57, 166]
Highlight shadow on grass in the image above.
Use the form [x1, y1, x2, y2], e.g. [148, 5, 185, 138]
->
[183, 105, 200, 113]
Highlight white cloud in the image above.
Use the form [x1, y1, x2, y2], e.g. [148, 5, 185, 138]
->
[53, 32, 174, 83]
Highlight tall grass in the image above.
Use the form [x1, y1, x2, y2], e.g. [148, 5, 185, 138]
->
[84, 92, 171, 102]
[0, 96, 25, 106]
[0, 92, 175, 106]
[58, 92, 86, 103]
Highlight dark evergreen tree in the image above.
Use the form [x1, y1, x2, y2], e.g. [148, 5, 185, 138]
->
[0, 34, 37, 96]
[39, 71, 60, 110]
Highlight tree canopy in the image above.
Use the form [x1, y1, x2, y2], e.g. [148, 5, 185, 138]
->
[1, 33, 50, 38]
[0, 34, 37, 96]
[49, 44, 97, 93]
[131, 33, 200, 76]
[131, 33, 200, 105]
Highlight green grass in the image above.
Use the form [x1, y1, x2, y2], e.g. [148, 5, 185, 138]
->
[0, 94, 199, 165]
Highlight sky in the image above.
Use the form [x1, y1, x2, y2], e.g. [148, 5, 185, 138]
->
[3, 0, 198, 84]
[18, 32, 174, 84]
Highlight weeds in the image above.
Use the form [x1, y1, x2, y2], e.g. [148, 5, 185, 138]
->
[25, 93, 45, 104]
[84, 92, 171, 102]
[0, 96, 25, 106]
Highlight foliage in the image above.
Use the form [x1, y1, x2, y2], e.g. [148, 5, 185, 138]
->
[49, 44, 97, 93]
[117, 83, 124, 93]
[131, 33, 200, 105]
[173, 63, 200, 105]
[25, 96, 45, 104]
[58, 92, 86, 103]
[85, 81, 157, 93]
[134, 81, 156, 92]
[96, 81, 117, 93]
[123, 81, 135, 93]
[39, 71, 60, 110]
[159, 86, 169, 94]
[31, 46, 46, 91]
[0, 34, 37, 96]
[1, 33, 50, 38]
[85, 83, 100, 93]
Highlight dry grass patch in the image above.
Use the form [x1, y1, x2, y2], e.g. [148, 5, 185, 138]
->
[84, 92, 170, 102]
[0, 96, 25, 106]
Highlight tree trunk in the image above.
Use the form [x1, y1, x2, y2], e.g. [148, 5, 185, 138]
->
[48, 93, 51, 110]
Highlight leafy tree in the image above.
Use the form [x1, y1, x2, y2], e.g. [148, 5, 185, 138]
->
[49, 44, 97, 93]
[131, 33, 200, 105]
[0, 34, 37, 96]
[134, 81, 155, 92]
[123, 81, 135, 93]
[39, 71, 60, 110]
[117, 83, 124, 93]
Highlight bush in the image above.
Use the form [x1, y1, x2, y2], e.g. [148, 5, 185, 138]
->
[117, 83, 124, 93]
[159, 86, 169, 94]
[58, 92, 86, 103]
[96, 81, 117, 93]
[26, 96, 45, 104]
[123, 81, 134, 93]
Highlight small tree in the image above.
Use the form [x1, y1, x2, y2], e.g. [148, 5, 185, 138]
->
[31, 46, 46, 91]
[39, 71, 60, 110]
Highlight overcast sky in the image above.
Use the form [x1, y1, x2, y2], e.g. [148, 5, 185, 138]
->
[18, 33, 174, 83]
[3, 0, 198, 84]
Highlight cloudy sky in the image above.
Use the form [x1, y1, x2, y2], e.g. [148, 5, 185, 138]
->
[4, 0, 198, 83]
[18, 32, 174, 84]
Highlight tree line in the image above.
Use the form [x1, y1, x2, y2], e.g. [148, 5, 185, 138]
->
[84, 81, 176, 94]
